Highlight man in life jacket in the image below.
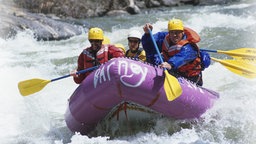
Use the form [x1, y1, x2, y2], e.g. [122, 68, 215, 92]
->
[70, 27, 124, 84]
[125, 30, 146, 62]
[142, 18, 204, 86]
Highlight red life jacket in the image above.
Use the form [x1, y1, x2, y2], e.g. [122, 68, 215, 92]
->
[162, 27, 202, 77]
[74, 44, 124, 84]
[82, 45, 110, 69]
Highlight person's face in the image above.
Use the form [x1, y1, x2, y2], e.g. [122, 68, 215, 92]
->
[169, 30, 183, 44]
[89, 39, 102, 51]
[128, 38, 140, 52]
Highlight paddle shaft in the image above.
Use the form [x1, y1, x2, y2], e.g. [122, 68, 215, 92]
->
[201, 48, 256, 58]
[201, 49, 241, 56]
[51, 66, 99, 82]
[18, 65, 100, 96]
[200, 49, 217, 53]
[147, 28, 182, 101]
[148, 30, 164, 64]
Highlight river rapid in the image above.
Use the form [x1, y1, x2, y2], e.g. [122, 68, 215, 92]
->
[1, 1, 256, 144]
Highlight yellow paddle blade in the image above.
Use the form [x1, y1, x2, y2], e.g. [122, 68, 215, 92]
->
[217, 48, 256, 58]
[18, 78, 51, 96]
[224, 65, 256, 79]
[232, 56, 256, 65]
[163, 70, 183, 101]
[211, 57, 256, 79]
[218, 48, 256, 65]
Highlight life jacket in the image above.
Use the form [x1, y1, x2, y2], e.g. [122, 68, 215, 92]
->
[125, 48, 147, 62]
[125, 48, 143, 58]
[162, 27, 202, 77]
[82, 45, 109, 69]
[74, 44, 124, 84]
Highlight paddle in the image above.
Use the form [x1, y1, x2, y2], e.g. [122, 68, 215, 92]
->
[210, 57, 256, 79]
[201, 48, 256, 63]
[147, 28, 182, 101]
[18, 66, 99, 96]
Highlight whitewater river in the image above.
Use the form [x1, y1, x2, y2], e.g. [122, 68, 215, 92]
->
[1, 1, 256, 144]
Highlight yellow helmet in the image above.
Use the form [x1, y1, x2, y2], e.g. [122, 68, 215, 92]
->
[102, 36, 111, 44]
[114, 43, 126, 53]
[88, 27, 104, 40]
[168, 19, 184, 31]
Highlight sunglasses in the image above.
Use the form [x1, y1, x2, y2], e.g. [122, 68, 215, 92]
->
[128, 39, 140, 43]
[89, 40, 102, 43]
[169, 31, 183, 35]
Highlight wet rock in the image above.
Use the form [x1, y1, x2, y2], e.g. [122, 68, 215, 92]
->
[1, 0, 241, 41]
[126, 5, 141, 14]
[14, 12, 83, 40]
[0, 1, 83, 40]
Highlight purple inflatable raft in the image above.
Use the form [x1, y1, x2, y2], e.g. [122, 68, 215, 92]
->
[65, 57, 219, 135]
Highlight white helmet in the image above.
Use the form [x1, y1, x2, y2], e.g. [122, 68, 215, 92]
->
[128, 30, 142, 40]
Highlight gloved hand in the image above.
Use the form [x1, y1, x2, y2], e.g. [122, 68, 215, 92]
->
[153, 54, 163, 65]
[200, 51, 211, 70]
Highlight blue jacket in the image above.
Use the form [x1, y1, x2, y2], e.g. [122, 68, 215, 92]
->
[141, 32, 197, 69]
